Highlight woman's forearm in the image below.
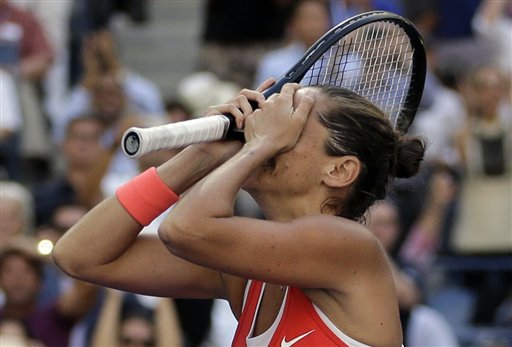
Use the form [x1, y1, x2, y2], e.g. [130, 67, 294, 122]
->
[158, 141, 274, 269]
[53, 143, 240, 280]
[170, 141, 274, 220]
[156, 144, 242, 194]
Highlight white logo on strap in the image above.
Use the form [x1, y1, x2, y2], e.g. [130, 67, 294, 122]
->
[281, 329, 315, 347]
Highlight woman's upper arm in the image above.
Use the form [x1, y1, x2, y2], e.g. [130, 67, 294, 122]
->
[53, 197, 225, 299]
[161, 214, 384, 291]
[95, 236, 227, 298]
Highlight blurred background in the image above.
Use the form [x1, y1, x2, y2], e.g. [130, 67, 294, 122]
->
[0, 1, 510, 347]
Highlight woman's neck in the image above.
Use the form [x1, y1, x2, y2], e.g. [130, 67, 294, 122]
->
[249, 189, 326, 222]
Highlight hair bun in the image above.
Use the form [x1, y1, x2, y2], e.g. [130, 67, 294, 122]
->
[394, 136, 426, 178]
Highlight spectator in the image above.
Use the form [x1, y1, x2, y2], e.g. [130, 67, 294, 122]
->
[0, 0, 55, 184]
[0, 69, 22, 181]
[396, 39, 467, 255]
[430, 0, 493, 96]
[34, 204, 91, 307]
[367, 200, 459, 347]
[14, 1, 74, 126]
[399, 165, 458, 272]
[35, 204, 100, 347]
[42, 70, 156, 212]
[450, 64, 511, 326]
[409, 38, 467, 171]
[67, 0, 151, 86]
[0, 180, 35, 248]
[2, 201, 99, 347]
[197, 0, 293, 88]
[90, 288, 182, 347]
[0, 0, 53, 82]
[253, 0, 330, 87]
[0, 247, 98, 347]
[32, 116, 107, 226]
[86, 72, 153, 194]
[55, 29, 164, 142]
[472, 0, 512, 75]
[457, 64, 511, 177]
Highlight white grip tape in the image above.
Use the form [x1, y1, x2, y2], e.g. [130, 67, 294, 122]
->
[122, 115, 231, 158]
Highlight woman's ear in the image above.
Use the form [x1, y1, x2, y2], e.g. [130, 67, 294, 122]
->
[323, 156, 361, 188]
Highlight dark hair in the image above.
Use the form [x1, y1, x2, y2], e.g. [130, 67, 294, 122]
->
[119, 307, 155, 345]
[0, 248, 44, 280]
[64, 115, 103, 137]
[314, 86, 425, 222]
[164, 98, 191, 115]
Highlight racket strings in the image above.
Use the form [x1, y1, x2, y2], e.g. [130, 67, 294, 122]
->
[302, 21, 416, 130]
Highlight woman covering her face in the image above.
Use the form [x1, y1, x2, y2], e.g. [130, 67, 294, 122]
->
[54, 79, 425, 347]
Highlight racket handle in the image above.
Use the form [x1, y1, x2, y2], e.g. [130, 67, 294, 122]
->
[121, 115, 243, 158]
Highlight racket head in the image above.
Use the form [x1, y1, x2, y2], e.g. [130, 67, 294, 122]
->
[263, 11, 426, 134]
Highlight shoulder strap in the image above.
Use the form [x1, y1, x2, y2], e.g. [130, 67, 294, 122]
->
[231, 280, 264, 347]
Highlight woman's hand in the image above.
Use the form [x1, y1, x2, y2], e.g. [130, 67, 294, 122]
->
[191, 78, 276, 162]
[204, 77, 275, 128]
[244, 83, 315, 154]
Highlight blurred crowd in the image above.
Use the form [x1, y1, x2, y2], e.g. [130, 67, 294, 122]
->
[0, 0, 510, 346]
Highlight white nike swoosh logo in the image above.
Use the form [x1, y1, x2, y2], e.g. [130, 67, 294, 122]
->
[281, 329, 315, 347]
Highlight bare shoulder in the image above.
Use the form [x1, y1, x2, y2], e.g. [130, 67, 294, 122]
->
[300, 216, 402, 346]
[292, 214, 392, 289]
[293, 214, 384, 259]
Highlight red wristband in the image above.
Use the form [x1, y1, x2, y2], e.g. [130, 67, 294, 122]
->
[116, 167, 179, 226]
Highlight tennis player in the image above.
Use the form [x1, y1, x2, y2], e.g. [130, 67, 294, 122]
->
[53, 80, 425, 347]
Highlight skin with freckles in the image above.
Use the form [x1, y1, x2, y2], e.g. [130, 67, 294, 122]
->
[53, 80, 413, 347]
[243, 89, 329, 192]
[242, 88, 359, 223]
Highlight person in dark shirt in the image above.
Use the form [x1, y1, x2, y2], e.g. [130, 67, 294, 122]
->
[0, 247, 98, 347]
[32, 116, 106, 225]
[197, 0, 294, 88]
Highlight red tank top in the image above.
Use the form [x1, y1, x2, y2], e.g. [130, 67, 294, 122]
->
[232, 280, 370, 347]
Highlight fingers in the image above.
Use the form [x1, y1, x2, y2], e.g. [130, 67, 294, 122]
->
[205, 96, 253, 129]
[266, 83, 301, 103]
[225, 88, 267, 128]
[256, 77, 276, 93]
[234, 95, 253, 117]
[239, 89, 265, 108]
[280, 83, 302, 96]
[205, 83, 302, 131]
[243, 83, 314, 153]
[205, 104, 245, 128]
[232, 95, 252, 129]
[293, 95, 315, 124]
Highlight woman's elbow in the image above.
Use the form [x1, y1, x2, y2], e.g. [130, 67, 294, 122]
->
[52, 240, 86, 280]
[158, 216, 197, 257]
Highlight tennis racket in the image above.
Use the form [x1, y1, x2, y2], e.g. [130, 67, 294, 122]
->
[122, 11, 426, 158]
